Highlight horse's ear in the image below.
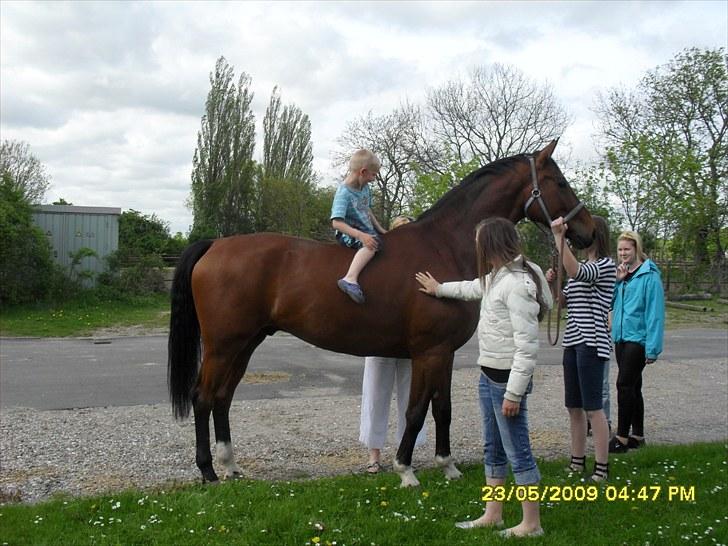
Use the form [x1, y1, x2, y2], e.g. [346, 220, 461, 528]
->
[535, 139, 559, 166]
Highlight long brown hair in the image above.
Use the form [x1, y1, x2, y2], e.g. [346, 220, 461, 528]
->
[475, 217, 547, 321]
[591, 215, 611, 258]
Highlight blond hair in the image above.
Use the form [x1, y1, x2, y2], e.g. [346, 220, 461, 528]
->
[349, 149, 380, 173]
[618, 230, 648, 260]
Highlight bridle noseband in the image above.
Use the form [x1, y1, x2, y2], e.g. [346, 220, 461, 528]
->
[523, 156, 584, 230]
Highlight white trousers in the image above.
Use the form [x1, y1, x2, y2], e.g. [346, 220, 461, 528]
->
[359, 356, 427, 449]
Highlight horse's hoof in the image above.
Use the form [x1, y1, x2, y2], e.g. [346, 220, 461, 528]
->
[200, 467, 220, 483]
[436, 455, 463, 480]
[223, 470, 242, 481]
[399, 472, 421, 488]
[393, 460, 420, 488]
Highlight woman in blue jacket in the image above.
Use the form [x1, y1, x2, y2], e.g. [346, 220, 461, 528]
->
[609, 231, 665, 453]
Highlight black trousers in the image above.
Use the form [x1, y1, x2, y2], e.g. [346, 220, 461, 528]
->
[615, 341, 646, 438]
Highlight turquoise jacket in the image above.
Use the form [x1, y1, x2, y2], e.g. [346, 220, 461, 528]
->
[611, 259, 665, 359]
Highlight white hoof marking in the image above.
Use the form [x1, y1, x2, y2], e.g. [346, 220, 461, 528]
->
[216, 441, 242, 479]
[393, 459, 420, 488]
[436, 455, 463, 480]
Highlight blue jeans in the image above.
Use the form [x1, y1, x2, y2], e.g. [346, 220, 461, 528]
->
[478, 372, 540, 485]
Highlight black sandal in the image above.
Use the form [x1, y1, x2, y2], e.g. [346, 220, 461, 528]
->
[566, 455, 586, 473]
[591, 461, 609, 482]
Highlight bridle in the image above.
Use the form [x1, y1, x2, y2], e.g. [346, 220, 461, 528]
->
[523, 155, 585, 346]
[523, 155, 584, 229]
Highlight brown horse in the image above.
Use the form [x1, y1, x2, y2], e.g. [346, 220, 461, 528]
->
[168, 140, 594, 486]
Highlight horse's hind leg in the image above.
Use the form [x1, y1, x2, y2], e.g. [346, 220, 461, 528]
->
[212, 333, 267, 480]
[193, 396, 218, 483]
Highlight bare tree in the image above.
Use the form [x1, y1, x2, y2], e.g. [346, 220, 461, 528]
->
[425, 64, 571, 166]
[334, 104, 425, 225]
[0, 140, 51, 203]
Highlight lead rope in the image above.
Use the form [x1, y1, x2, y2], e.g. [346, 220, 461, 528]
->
[546, 234, 565, 346]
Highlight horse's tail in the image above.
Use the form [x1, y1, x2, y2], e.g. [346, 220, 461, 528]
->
[168, 239, 214, 420]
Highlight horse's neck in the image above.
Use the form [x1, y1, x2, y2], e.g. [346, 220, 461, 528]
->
[421, 174, 525, 277]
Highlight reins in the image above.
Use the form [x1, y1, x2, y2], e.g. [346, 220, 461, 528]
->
[546, 235, 566, 346]
[523, 156, 583, 346]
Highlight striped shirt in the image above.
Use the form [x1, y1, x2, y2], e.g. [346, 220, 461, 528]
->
[562, 257, 617, 360]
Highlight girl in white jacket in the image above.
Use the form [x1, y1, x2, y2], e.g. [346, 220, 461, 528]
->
[416, 217, 551, 538]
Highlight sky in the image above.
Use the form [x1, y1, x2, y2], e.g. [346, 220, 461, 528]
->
[1, 1, 726, 235]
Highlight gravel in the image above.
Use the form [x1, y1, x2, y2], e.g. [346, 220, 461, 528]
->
[1, 357, 726, 505]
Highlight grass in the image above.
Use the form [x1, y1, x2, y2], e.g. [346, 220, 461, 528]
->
[0, 293, 170, 337]
[664, 296, 728, 329]
[1, 442, 726, 545]
[1, 293, 727, 339]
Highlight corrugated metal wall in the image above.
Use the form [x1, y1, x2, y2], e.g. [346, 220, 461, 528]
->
[32, 205, 121, 284]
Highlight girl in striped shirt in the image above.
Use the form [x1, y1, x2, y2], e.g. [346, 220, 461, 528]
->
[547, 215, 616, 481]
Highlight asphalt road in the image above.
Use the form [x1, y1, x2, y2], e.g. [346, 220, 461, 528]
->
[1, 328, 725, 410]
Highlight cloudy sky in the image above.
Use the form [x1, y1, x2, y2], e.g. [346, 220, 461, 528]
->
[2, 1, 726, 234]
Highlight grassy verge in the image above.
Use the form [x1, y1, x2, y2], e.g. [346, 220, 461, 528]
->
[2, 293, 727, 339]
[664, 296, 728, 329]
[0, 293, 170, 337]
[1, 442, 726, 545]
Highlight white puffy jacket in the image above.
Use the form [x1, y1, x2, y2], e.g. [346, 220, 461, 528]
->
[436, 256, 552, 402]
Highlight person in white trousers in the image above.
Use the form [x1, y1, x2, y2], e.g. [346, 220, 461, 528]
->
[360, 355, 427, 472]
[358, 216, 426, 473]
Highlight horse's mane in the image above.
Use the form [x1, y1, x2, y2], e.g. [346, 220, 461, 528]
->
[417, 154, 528, 222]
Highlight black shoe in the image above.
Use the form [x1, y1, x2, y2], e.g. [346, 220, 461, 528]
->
[566, 455, 586, 473]
[608, 436, 629, 453]
[627, 436, 645, 449]
[590, 461, 609, 482]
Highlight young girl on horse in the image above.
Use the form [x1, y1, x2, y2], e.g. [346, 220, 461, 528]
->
[416, 217, 551, 538]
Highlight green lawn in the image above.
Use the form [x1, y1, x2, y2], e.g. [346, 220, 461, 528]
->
[0, 293, 170, 337]
[1, 442, 726, 545]
[1, 293, 727, 338]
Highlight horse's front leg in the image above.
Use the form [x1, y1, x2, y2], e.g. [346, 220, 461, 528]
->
[394, 352, 457, 487]
[430, 353, 462, 481]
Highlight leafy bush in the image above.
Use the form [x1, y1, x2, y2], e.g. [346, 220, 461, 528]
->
[0, 174, 73, 304]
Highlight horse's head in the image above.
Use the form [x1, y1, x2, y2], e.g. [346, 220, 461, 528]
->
[523, 140, 594, 249]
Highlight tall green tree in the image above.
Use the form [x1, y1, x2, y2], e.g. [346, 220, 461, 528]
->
[189, 57, 256, 240]
[0, 140, 51, 204]
[257, 88, 318, 235]
[596, 47, 727, 264]
[262, 87, 314, 184]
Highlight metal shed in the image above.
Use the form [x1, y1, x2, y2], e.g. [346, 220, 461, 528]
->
[32, 205, 121, 285]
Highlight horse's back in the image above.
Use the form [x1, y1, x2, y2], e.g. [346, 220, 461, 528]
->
[191, 231, 477, 357]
